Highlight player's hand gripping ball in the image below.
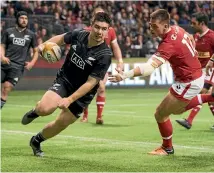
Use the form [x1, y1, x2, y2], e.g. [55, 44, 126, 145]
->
[42, 42, 61, 63]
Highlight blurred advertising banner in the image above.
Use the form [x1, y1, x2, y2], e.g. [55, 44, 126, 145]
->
[16, 60, 174, 90]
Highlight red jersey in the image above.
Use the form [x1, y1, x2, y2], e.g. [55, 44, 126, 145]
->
[84, 26, 117, 47]
[194, 29, 214, 68]
[155, 26, 202, 82]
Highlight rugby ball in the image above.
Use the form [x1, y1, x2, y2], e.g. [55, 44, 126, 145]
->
[42, 42, 61, 63]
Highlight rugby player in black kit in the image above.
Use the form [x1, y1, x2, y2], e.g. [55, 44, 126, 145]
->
[1, 11, 38, 109]
[21, 12, 112, 157]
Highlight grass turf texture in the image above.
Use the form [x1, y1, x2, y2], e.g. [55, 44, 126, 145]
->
[1, 89, 214, 172]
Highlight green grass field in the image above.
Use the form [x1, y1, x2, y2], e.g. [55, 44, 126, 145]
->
[1, 88, 214, 172]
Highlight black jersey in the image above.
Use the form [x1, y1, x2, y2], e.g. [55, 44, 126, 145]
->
[58, 29, 112, 90]
[1, 27, 37, 67]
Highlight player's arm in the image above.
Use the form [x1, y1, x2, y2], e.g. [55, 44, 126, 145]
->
[25, 34, 39, 70]
[110, 28, 124, 70]
[109, 55, 165, 82]
[206, 54, 214, 76]
[68, 76, 99, 102]
[58, 54, 111, 109]
[30, 47, 39, 64]
[111, 40, 123, 70]
[205, 34, 214, 76]
[38, 34, 66, 53]
[1, 30, 10, 64]
[58, 76, 100, 110]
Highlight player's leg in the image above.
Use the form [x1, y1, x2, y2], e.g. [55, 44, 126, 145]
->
[29, 101, 83, 157]
[175, 84, 210, 129]
[1, 67, 23, 109]
[1, 67, 7, 108]
[207, 74, 214, 116]
[21, 79, 67, 125]
[21, 90, 62, 125]
[148, 92, 189, 156]
[96, 73, 108, 124]
[149, 76, 205, 155]
[205, 68, 214, 116]
[80, 106, 89, 122]
[208, 86, 214, 130]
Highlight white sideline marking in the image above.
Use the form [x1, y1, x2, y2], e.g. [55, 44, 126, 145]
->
[2, 130, 214, 153]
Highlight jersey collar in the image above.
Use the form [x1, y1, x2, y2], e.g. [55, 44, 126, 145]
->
[199, 29, 209, 37]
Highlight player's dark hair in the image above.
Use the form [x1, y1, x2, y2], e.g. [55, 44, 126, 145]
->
[91, 12, 112, 26]
[150, 9, 170, 25]
[192, 12, 209, 25]
[92, 7, 105, 17]
[16, 11, 28, 24]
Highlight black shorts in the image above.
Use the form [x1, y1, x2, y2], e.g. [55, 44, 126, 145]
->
[1, 64, 24, 86]
[49, 77, 97, 118]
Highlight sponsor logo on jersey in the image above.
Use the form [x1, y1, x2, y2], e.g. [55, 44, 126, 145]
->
[71, 52, 85, 70]
[85, 57, 96, 66]
[198, 51, 210, 58]
[9, 34, 15, 38]
[24, 35, 30, 41]
[72, 45, 77, 51]
[13, 38, 26, 46]
[88, 57, 95, 61]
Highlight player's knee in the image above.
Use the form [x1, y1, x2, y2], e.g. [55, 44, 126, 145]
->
[98, 83, 105, 94]
[36, 103, 55, 116]
[2, 82, 13, 94]
[154, 107, 167, 122]
[201, 88, 208, 94]
[154, 111, 162, 122]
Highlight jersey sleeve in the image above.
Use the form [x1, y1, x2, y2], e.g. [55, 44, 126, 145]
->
[30, 33, 37, 48]
[90, 55, 111, 80]
[64, 29, 79, 44]
[1, 29, 8, 45]
[155, 41, 174, 61]
[211, 33, 214, 53]
[110, 28, 117, 43]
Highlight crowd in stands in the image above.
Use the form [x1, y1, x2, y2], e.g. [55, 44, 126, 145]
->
[1, 1, 214, 58]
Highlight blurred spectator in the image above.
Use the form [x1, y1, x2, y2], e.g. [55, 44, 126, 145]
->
[21, 1, 33, 14]
[34, 1, 43, 14]
[1, 1, 214, 58]
[40, 28, 49, 42]
[124, 36, 132, 58]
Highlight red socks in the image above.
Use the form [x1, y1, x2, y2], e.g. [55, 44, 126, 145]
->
[96, 96, 105, 119]
[186, 105, 202, 125]
[185, 94, 214, 111]
[157, 119, 173, 148]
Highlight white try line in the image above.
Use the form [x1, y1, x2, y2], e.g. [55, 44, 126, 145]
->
[2, 130, 214, 153]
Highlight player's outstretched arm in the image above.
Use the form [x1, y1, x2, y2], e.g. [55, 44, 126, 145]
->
[58, 76, 99, 109]
[38, 34, 66, 54]
[109, 55, 165, 83]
